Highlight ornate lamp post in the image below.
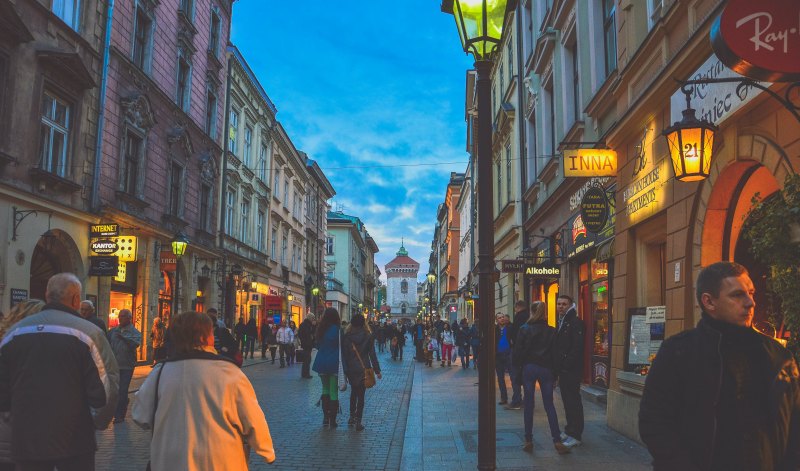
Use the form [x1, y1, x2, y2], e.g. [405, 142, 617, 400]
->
[442, 1, 510, 468]
[427, 271, 436, 324]
[312, 286, 320, 316]
[170, 231, 189, 318]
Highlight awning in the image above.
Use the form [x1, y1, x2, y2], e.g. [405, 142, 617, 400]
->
[595, 238, 615, 262]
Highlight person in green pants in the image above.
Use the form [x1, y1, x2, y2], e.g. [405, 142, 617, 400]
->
[312, 308, 342, 427]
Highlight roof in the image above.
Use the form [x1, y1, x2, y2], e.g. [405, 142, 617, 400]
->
[386, 255, 419, 268]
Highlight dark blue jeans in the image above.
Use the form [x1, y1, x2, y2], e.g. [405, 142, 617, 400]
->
[458, 344, 471, 368]
[495, 351, 519, 404]
[522, 363, 561, 442]
[115, 368, 134, 420]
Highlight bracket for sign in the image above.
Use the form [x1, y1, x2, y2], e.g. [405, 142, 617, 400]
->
[678, 77, 800, 125]
[557, 141, 609, 151]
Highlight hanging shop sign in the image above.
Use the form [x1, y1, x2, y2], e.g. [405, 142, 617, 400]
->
[569, 177, 611, 212]
[160, 251, 177, 272]
[580, 186, 610, 233]
[501, 259, 526, 272]
[90, 223, 120, 238]
[89, 256, 119, 276]
[525, 262, 561, 279]
[710, 0, 800, 82]
[10, 289, 28, 307]
[563, 149, 617, 177]
[90, 239, 118, 255]
[670, 54, 766, 127]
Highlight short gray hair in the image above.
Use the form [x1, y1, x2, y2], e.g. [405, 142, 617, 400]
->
[45, 273, 81, 305]
[80, 300, 95, 311]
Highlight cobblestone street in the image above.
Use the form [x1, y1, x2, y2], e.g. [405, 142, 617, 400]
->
[96, 342, 652, 470]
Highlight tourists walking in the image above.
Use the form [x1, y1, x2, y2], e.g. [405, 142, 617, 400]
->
[297, 315, 316, 378]
[506, 300, 530, 410]
[79, 299, 107, 333]
[513, 301, 570, 454]
[108, 308, 142, 423]
[132, 311, 275, 469]
[287, 320, 298, 365]
[208, 309, 241, 367]
[640, 261, 800, 470]
[312, 308, 342, 428]
[469, 321, 480, 368]
[267, 324, 279, 364]
[553, 294, 585, 448]
[244, 315, 258, 359]
[495, 313, 521, 408]
[0, 299, 45, 471]
[0, 273, 119, 471]
[151, 316, 166, 364]
[276, 320, 295, 368]
[234, 316, 246, 352]
[455, 318, 472, 368]
[342, 314, 382, 431]
[440, 322, 454, 367]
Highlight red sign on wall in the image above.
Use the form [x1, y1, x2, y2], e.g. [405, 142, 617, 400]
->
[711, 0, 800, 82]
[160, 251, 176, 272]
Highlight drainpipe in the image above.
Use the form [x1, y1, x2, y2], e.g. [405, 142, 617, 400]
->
[515, 4, 529, 305]
[91, 0, 115, 212]
[218, 48, 234, 325]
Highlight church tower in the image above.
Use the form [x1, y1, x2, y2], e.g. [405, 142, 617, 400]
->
[385, 241, 420, 317]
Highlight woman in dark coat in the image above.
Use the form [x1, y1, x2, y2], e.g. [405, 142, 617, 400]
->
[342, 314, 382, 431]
[311, 308, 341, 427]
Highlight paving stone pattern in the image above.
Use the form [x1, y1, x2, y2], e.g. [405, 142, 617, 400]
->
[401, 358, 652, 471]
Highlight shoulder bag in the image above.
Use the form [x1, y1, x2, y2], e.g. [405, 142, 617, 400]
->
[337, 327, 347, 391]
[352, 343, 376, 389]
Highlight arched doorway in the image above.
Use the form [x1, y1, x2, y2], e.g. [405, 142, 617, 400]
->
[29, 230, 82, 300]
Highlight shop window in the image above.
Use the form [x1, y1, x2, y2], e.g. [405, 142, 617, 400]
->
[39, 90, 72, 177]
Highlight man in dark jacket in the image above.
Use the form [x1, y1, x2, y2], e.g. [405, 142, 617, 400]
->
[79, 299, 107, 333]
[297, 315, 316, 379]
[0, 273, 119, 470]
[553, 294, 584, 448]
[505, 300, 530, 410]
[639, 261, 800, 471]
[244, 316, 258, 359]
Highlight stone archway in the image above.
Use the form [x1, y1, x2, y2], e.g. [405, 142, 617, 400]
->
[689, 133, 794, 325]
[29, 229, 84, 300]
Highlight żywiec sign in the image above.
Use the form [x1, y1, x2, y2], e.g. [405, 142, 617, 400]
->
[670, 54, 766, 127]
[711, 0, 800, 82]
[563, 149, 617, 177]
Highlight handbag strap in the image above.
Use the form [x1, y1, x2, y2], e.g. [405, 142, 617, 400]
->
[351, 343, 367, 369]
[150, 361, 166, 434]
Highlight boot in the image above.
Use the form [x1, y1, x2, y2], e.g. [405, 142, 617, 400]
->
[355, 417, 365, 431]
[320, 395, 330, 427]
[328, 399, 339, 428]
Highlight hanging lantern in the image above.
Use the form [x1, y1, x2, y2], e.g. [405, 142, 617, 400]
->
[663, 92, 718, 182]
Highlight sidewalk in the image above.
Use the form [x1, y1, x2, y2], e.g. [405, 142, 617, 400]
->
[400, 357, 651, 471]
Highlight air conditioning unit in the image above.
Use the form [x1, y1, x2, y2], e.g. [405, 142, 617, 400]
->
[249, 293, 262, 303]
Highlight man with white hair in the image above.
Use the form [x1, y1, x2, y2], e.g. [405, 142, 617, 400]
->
[79, 299, 107, 333]
[0, 273, 119, 470]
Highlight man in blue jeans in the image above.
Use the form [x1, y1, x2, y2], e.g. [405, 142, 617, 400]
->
[495, 313, 520, 407]
[107, 309, 142, 423]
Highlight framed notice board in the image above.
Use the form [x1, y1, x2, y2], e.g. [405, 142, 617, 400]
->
[625, 307, 666, 370]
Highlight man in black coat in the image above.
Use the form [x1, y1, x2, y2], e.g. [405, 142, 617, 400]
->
[553, 294, 585, 448]
[639, 261, 800, 471]
[297, 314, 316, 379]
[505, 300, 530, 410]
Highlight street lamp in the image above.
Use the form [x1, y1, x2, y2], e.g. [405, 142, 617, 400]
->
[663, 87, 717, 182]
[312, 286, 320, 316]
[442, 1, 510, 469]
[427, 271, 436, 324]
[171, 231, 190, 319]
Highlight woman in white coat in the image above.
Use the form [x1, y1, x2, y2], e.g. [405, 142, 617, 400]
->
[133, 311, 275, 470]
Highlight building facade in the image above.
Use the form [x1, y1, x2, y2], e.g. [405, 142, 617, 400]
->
[304, 158, 335, 318]
[385, 243, 420, 318]
[325, 211, 376, 321]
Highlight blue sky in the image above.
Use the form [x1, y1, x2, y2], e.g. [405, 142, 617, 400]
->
[231, 1, 474, 282]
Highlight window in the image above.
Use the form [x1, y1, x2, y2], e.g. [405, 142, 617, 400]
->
[259, 142, 269, 182]
[52, 0, 80, 30]
[647, 0, 663, 29]
[168, 163, 184, 216]
[205, 88, 217, 136]
[199, 183, 212, 231]
[401, 280, 408, 294]
[281, 234, 288, 265]
[496, 159, 502, 213]
[243, 125, 253, 167]
[209, 8, 221, 57]
[178, 0, 193, 18]
[283, 179, 289, 208]
[273, 168, 280, 198]
[271, 226, 277, 259]
[39, 91, 71, 177]
[326, 236, 334, 255]
[225, 188, 235, 234]
[256, 210, 265, 251]
[121, 130, 142, 194]
[545, 81, 555, 156]
[132, 7, 152, 71]
[291, 244, 297, 272]
[506, 143, 512, 203]
[240, 197, 250, 243]
[507, 40, 513, 77]
[500, 68, 504, 92]
[176, 56, 191, 111]
[228, 109, 238, 154]
[603, 0, 617, 76]
[570, 44, 580, 122]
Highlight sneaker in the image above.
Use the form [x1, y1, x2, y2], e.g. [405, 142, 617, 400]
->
[504, 403, 522, 410]
[562, 436, 582, 448]
[560, 432, 568, 442]
[522, 440, 533, 452]
[554, 441, 571, 455]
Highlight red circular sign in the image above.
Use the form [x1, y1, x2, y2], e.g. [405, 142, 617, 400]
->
[711, 0, 800, 82]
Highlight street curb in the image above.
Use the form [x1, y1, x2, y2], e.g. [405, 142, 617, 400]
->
[386, 357, 415, 470]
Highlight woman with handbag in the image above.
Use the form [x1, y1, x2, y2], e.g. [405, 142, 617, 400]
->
[341, 314, 382, 431]
[132, 311, 275, 469]
[312, 308, 342, 428]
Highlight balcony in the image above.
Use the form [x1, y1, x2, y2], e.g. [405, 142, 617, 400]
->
[326, 277, 344, 293]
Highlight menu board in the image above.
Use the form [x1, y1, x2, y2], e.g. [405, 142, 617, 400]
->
[628, 307, 666, 366]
